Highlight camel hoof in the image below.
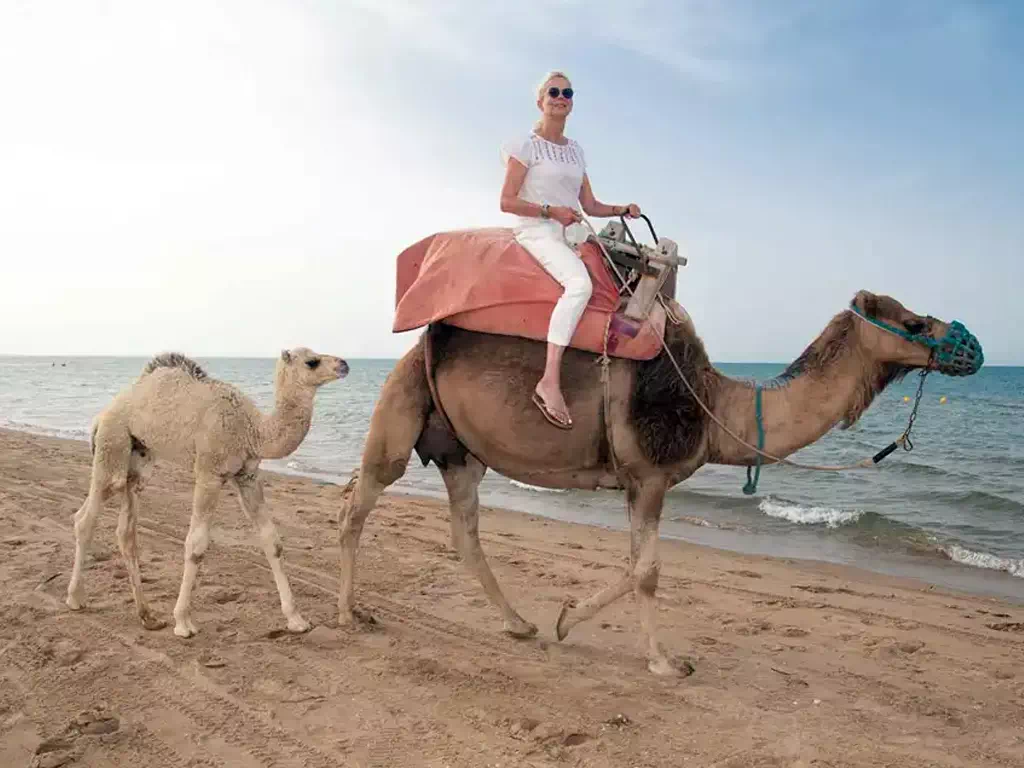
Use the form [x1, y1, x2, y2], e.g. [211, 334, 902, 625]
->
[555, 601, 572, 641]
[648, 656, 694, 678]
[173, 618, 198, 638]
[339, 607, 377, 628]
[141, 613, 168, 632]
[503, 619, 538, 639]
[287, 615, 312, 634]
[66, 594, 85, 612]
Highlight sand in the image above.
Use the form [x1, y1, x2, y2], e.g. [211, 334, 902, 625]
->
[1, 428, 1022, 767]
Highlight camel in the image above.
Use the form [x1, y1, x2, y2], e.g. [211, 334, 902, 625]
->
[337, 289, 983, 675]
[66, 347, 348, 638]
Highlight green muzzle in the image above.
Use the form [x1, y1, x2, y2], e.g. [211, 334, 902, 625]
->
[929, 320, 984, 376]
[850, 303, 984, 376]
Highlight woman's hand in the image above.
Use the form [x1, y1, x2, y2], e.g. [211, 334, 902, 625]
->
[621, 203, 641, 219]
[549, 206, 582, 227]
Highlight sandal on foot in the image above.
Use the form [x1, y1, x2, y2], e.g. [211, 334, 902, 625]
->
[532, 391, 573, 430]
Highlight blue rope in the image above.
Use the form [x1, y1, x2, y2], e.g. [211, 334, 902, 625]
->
[742, 385, 764, 495]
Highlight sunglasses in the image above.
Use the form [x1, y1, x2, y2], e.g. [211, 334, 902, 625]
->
[547, 86, 574, 100]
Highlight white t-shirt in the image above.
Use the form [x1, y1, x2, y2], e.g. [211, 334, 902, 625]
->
[501, 133, 587, 229]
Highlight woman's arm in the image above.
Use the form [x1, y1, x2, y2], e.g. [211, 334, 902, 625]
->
[500, 159, 545, 218]
[500, 158, 580, 226]
[579, 174, 640, 218]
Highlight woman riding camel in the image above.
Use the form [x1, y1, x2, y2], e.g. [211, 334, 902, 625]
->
[500, 70, 641, 429]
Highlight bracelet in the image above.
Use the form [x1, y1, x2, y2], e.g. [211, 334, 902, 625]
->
[540, 203, 550, 219]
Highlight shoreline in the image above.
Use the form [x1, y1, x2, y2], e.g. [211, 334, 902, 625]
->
[3, 424, 1022, 605]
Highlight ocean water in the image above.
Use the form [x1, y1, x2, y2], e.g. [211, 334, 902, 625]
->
[2, 355, 1022, 603]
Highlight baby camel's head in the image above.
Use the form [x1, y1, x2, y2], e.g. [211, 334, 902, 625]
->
[276, 347, 349, 390]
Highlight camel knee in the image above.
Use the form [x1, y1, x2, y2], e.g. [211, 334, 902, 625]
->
[259, 522, 283, 559]
[115, 516, 135, 554]
[185, 526, 211, 563]
[379, 457, 408, 486]
[634, 560, 660, 594]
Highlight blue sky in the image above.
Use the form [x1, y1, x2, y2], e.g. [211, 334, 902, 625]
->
[1, 1, 1021, 363]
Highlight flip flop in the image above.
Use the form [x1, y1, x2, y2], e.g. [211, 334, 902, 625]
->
[532, 390, 573, 430]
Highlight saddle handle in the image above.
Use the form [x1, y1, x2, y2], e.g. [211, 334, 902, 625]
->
[618, 212, 659, 246]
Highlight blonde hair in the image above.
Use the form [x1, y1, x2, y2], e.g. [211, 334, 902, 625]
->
[533, 70, 572, 130]
[536, 70, 571, 101]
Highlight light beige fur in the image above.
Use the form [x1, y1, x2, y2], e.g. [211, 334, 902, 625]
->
[66, 347, 348, 638]
[338, 291, 967, 675]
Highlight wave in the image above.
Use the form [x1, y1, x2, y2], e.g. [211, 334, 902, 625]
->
[942, 544, 1024, 579]
[0, 419, 90, 443]
[758, 497, 864, 528]
[508, 480, 566, 494]
[925, 488, 1024, 516]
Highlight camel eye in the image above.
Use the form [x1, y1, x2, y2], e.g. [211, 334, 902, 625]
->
[903, 319, 927, 335]
[305, 358, 321, 369]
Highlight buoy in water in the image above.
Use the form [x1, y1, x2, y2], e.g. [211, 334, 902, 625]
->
[903, 396, 910, 403]
[939, 395, 947, 404]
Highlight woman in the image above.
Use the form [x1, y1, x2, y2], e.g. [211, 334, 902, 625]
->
[500, 70, 641, 429]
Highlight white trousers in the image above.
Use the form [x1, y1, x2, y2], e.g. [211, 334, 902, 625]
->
[514, 220, 593, 347]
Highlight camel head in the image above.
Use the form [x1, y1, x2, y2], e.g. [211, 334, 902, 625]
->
[276, 347, 349, 391]
[849, 290, 984, 377]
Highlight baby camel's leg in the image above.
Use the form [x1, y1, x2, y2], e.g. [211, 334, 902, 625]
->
[67, 425, 129, 611]
[172, 470, 223, 638]
[231, 464, 310, 633]
[116, 464, 166, 631]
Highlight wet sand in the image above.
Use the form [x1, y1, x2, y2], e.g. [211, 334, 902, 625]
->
[2, 428, 1022, 767]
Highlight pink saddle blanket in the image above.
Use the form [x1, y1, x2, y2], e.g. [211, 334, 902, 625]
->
[393, 227, 665, 361]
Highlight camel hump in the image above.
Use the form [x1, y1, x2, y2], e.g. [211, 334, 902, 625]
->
[141, 352, 208, 381]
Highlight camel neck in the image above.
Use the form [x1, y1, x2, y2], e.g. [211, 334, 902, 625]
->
[258, 384, 315, 460]
[710, 333, 870, 465]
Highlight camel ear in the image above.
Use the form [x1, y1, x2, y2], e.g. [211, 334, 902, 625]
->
[280, 349, 292, 363]
[853, 290, 878, 317]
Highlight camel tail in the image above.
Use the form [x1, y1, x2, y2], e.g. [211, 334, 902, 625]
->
[141, 352, 208, 381]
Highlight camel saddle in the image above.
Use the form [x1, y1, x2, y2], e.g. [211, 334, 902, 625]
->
[393, 226, 680, 361]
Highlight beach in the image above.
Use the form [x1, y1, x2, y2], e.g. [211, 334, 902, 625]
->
[1, 428, 1022, 767]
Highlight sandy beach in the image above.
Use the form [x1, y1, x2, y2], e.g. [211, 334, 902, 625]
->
[1, 428, 1022, 767]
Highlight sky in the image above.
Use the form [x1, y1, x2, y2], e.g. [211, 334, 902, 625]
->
[1, 1, 1022, 364]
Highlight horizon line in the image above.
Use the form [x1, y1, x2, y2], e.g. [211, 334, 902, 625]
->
[2, 353, 1022, 368]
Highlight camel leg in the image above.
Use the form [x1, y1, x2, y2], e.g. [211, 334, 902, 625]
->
[442, 456, 537, 638]
[116, 473, 166, 631]
[555, 480, 681, 675]
[630, 496, 675, 676]
[232, 468, 310, 633]
[67, 427, 129, 611]
[172, 471, 223, 638]
[338, 348, 430, 625]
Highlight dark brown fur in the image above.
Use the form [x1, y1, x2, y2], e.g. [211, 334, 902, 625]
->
[142, 352, 208, 381]
[629, 321, 719, 466]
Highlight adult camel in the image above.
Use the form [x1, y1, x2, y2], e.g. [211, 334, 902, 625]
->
[337, 290, 982, 675]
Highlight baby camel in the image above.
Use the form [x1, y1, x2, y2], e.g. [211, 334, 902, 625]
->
[66, 347, 348, 638]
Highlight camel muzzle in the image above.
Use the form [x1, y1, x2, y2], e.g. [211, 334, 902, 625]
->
[849, 302, 984, 377]
[931, 321, 984, 377]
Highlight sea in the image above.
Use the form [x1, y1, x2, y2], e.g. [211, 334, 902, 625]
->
[2, 355, 1022, 603]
